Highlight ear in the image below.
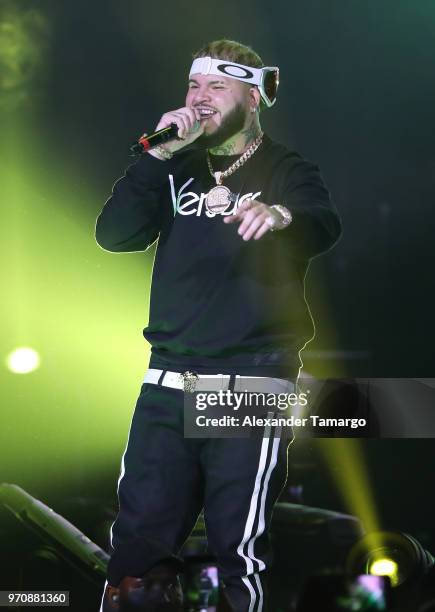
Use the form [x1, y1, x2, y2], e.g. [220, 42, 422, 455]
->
[248, 86, 261, 112]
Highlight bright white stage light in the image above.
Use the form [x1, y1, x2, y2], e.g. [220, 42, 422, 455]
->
[6, 347, 41, 374]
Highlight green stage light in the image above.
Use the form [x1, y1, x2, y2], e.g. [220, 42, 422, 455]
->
[0, 4, 50, 110]
[6, 347, 40, 374]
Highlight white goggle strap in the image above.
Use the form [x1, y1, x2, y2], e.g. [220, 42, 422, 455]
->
[189, 57, 278, 107]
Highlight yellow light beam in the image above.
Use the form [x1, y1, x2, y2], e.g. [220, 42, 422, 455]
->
[316, 438, 382, 550]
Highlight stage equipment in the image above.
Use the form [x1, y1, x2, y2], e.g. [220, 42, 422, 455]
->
[346, 531, 434, 588]
[347, 531, 435, 612]
[270, 503, 365, 610]
[0, 483, 109, 583]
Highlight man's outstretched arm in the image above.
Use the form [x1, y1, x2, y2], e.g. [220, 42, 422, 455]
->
[223, 153, 342, 258]
[279, 155, 342, 259]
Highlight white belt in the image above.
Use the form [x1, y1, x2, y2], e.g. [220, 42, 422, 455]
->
[144, 368, 294, 394]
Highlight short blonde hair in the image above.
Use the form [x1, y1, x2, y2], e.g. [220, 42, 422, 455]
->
[192, 39, 264, 68]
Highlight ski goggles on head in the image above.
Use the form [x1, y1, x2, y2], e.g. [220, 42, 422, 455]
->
[189, 56, 279, 108]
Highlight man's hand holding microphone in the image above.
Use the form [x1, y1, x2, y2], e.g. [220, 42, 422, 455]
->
[140, 107, 206, 160]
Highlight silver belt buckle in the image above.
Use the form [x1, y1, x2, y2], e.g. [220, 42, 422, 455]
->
[180, 370, 199, 393]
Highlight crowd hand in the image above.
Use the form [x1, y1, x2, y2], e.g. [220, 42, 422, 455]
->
[223, 198, 281, 241]
[152, 106, 205, 155]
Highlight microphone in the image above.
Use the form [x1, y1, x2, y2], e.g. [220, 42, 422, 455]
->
[130, 123, 179, 156]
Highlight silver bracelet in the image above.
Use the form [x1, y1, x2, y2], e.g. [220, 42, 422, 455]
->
[268, 205, 293, 231]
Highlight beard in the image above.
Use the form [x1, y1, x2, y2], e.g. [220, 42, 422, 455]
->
[194, 102, 247, 150]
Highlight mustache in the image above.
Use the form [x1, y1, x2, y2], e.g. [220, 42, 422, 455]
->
[194, 103, 246, 149]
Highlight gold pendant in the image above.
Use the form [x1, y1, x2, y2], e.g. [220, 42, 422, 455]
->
[205, 185, 233, 214]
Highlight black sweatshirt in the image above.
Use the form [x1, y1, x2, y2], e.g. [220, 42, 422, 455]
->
[95, 134, 342, 378]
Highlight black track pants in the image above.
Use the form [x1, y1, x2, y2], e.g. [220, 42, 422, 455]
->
[107, 380, 293, 612]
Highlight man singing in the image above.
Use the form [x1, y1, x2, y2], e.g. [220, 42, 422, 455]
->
[96, 39, 341, 612]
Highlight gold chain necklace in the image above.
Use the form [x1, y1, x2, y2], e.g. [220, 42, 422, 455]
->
[205, 132, 263, 214]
